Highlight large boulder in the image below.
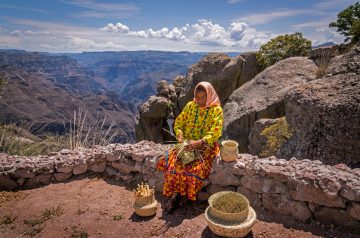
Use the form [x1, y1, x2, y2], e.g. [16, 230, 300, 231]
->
[177, 52, 261, 111]
[283, 48, 360, 167]
[135, 95, 173, 143]
[135, 80, 176, 143]
[325, 45, 360, 75]
[223, 57, 318, 152]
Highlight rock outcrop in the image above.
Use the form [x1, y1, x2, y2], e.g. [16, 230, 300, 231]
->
[177, 52, 262, 111]
[325, 45, 360, 76]
[223, 57, 318, 152]
[1, 142, 360, 229]
[282, 46, 360, 167]
[310, 45, 339, 67]
[135, 80, 176, 143]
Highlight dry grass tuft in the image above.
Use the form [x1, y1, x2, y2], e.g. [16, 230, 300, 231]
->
[0, 191, 27, 206]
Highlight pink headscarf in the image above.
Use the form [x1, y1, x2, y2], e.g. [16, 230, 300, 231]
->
[193, 81, 221, 108]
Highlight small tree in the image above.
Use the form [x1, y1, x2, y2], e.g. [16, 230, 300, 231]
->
[256, 32, 312, 68]
[329, 2, 360, 44]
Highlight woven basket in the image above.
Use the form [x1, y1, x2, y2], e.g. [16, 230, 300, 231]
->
[134, 200, 158, 217]
[205, 206, 257, 238]
[220, 140, 238, 162]
[208, 191, 249, 223]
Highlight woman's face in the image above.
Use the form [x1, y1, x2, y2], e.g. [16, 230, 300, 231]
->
[195, 90, 207, 107]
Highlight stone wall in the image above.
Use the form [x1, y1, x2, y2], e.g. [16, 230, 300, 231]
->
[1, 141, 359, 230]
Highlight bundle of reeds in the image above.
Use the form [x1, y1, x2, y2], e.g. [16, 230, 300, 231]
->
[133, 182, 153, 197]
[172, 140, 203, 165]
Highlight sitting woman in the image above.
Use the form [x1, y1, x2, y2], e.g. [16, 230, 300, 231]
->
[156, 81, 223, 213]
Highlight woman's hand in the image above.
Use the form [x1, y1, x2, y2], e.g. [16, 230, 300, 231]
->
[186, 140, 203, 150]
[177, 132, 183, 143]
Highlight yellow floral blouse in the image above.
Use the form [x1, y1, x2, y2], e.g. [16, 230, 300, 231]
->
[174, 101, 223, 146]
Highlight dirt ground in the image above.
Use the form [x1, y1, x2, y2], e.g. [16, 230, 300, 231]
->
[0, 174, 359, 238]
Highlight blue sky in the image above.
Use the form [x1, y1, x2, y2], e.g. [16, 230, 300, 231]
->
[0, 0, 357, 52]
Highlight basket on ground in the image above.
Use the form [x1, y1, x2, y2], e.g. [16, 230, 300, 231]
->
[208, 191, 250, 223]
[205, 206, 257, 238]
[220, 140, 239, 162]
[134, 199, 158, 217]
[133, 188, 158, 217]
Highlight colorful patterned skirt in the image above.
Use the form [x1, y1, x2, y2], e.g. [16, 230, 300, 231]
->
[156, 142, 220, 201]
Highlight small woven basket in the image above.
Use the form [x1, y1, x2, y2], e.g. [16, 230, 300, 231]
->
[205, 206, 257, 238]
[134, 200, 158, 217]
[134, 189, 158, 217]
[220, 140, 238, 162]
[208, 191, 249, 223]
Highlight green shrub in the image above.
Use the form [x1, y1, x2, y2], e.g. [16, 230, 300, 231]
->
[0, 77, 6, 88]
[259, 117, 294, 158]
[256, 32, 312, 68]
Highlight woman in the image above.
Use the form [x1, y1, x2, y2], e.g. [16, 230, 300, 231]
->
[156, 81, 223, 213]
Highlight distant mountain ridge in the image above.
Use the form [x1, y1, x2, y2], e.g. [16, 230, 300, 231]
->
[313, 42, 336, 48]
[60, 51, 207, 105]
[0, 50, 136, 142]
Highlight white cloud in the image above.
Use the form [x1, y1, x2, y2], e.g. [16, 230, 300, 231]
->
[227, 0, 244, 4]
[191, 19, 233, 46]
[238, 9, 321, 25]
[0, 35, 21, 48]
[229, 21, 247, 41]
[290, 16, 345, 45]
[101, 23, 188, 41]
[65, 0, 138, 12]
[67, 36, 125, 51]
[101, 23, 129, 33]
[101, 19, 272, 50]
[9, 29, 51, 37]
[0, 4, 48, 14]
[65, 0, 139, 19]
[292, 20, 331, 30]
[314, 0, 355, 10]
[1, 17, 273, 52]
[10, 30, 22, 37]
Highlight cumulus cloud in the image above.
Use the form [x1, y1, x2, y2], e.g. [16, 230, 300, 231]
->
[100, 20, 272, 50]
[191, 19, 233, 46]
[101, 23, 129, 33]
[101, 23, 188, 41]
[229, 21, 248, 41]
